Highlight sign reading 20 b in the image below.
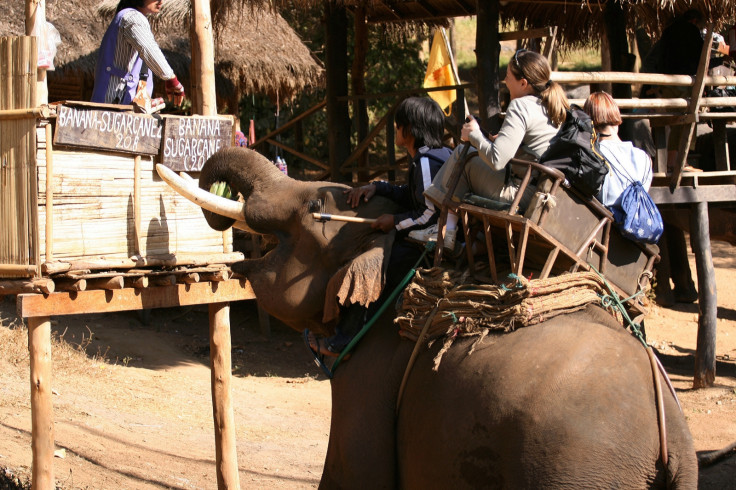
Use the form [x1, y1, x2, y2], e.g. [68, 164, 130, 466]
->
[161, 115, 234, 172]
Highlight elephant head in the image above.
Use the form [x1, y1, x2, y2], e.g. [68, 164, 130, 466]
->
[158, 147, 402, 335]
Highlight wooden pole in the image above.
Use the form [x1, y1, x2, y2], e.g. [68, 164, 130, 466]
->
[208, 302, 241, 489]
[191, 0, 216, 116]
[28, 315, 54, 489]
[44, 122, 54, 262]
[25, 0, 48, 105]
[691, 201, 717, 389]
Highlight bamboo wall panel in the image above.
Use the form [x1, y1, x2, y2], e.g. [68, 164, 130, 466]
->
[35, 129, 232, 262]
[0, 36, 39, 278]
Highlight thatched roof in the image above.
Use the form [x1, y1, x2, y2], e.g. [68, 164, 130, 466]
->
[0, 1, 324, 104]
[500, 0, 736, 48]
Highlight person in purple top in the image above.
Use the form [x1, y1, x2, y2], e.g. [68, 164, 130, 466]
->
[92, 0, 184, 106]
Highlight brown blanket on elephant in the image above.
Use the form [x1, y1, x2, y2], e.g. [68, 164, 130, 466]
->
[396, 267, 628, 369]
[322, 232, 395, 324]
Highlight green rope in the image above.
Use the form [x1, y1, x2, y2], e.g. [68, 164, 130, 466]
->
[330, 241, 435, 375]
[590, 265, 647, 347]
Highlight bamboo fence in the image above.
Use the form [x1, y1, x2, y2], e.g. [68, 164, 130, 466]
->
[0, 36, 39, 279]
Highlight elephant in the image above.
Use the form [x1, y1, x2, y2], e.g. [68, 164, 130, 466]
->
[158, 147, 699, 488]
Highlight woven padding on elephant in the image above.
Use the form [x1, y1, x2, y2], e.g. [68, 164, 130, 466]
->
[396, 268, 627, 367]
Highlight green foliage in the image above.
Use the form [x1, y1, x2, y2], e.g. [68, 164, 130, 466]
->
[238, 6, 426, 177]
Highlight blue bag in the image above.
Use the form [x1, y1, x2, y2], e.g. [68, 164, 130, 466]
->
[608, 159, 663, 244]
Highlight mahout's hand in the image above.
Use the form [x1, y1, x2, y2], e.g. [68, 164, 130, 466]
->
[371, 214, 395, 233]
[344, 183, 376, 208]
[165, 76, 185, 107]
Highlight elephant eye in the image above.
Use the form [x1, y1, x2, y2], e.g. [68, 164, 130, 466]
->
[308, 199, 323, 213]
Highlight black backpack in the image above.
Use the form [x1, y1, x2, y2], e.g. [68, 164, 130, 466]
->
[539, 105, 609, 197]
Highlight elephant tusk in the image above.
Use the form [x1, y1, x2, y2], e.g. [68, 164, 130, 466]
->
[156, 163, 246, 222]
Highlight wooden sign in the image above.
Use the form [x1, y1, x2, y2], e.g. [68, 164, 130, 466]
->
[54, 105, 163, 155]
[160, 115, 233, 171]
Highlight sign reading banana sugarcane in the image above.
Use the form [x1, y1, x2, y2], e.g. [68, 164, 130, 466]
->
[54, 104, 163, 156]
[53, 103, 234, 171]
[160, 114, 234, 171]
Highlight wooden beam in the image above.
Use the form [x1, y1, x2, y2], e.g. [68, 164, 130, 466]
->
[499, 27, 554, 42]
[671, 26, 714, 191]
[0, 278, 54, 295]
[17, 278, 255, 318]
[0, 106, 51, 120]
[250, 101, 326, 148]
[551, 71, 736, 87]
[340, 100, 399, 170]
[266, 139, 329, 171]
[42, 252, 245, 275]
[649, 185, 736, 205]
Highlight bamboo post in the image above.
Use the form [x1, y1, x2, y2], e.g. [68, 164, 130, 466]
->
[45, 122, 53, 261]
[191, 0, 216, 116]
[28, 315, 54, 489]
[134, 155, 142, 255]
[25, 0, 48, 105]
[208, 302, 241, 489]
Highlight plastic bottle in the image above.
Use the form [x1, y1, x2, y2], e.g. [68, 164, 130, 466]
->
[275, 156, 284, 172]
[281, 157, 288, 176]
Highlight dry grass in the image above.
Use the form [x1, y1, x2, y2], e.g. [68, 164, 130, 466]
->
[0, 299, 110, 377]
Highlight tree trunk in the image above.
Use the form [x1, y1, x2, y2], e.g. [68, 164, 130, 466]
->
[326, 1, 352, 182]
[352, 6, 369, 184]
[476, 0, 501, 132]
[603, 1, 633, 99]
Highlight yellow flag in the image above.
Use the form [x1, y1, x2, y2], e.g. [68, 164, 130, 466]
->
[423, 29, 458, 115]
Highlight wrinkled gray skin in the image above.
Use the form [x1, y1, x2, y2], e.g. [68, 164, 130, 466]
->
[198, 147, 698, 488]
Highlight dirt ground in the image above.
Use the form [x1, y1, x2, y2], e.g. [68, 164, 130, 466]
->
[1, 242, 735, 489]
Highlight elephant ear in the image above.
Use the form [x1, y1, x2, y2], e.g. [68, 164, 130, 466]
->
[322, 232, 395, 324]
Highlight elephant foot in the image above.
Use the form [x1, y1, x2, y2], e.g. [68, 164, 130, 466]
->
[674, 284, 699, 304]
[304, 329, 353, 379]
[306, 329, 341, 358]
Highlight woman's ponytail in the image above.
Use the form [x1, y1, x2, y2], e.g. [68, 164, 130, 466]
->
[540, 81, 569, 128]
[514, 50, 570, 128]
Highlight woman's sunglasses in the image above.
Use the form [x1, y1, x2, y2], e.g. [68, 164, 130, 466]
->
[513, 49, 528, 80]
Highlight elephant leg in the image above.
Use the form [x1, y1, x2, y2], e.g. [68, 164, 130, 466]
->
[320, 323, 411, 489]
[668, 226, 698, 303]
[654, 226, 675, 307]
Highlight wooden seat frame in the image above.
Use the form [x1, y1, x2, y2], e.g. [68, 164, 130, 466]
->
[433, 152, 658, 313]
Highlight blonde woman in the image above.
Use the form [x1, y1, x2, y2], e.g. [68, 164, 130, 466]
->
[412, 49, 569, 250]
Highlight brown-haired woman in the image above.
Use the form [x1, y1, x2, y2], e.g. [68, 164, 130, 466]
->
[583, 91, 652, 208]
[414, 49, 569, 251]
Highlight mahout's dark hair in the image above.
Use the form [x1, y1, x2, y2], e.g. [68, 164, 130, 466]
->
[116, 0, 146, 13]
[394, 96, 446, 150]
[681, 9, 704, 24]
